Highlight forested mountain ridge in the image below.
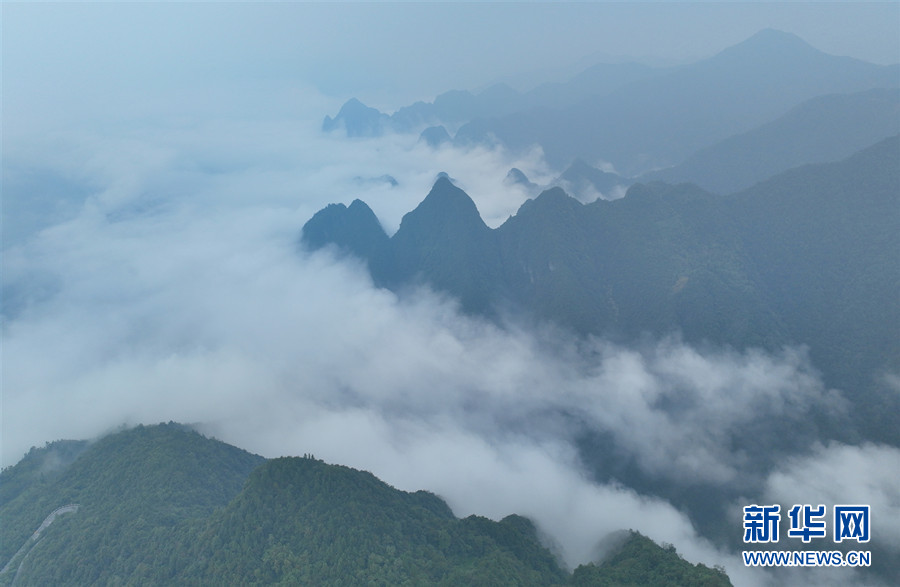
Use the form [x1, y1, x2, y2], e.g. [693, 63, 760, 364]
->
[302, 136, 900, 444]
[0, 423, 265, 584]
[0, 424, 732, 586]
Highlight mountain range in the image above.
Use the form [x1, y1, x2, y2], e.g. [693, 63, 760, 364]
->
[505, 83, 900, 201]
[302, 136, 900, 448]
[323, 61, 664, 138]
[324, 29, 899, 179]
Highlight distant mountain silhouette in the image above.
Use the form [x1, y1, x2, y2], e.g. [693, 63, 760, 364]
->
[322, 98, 390, 137]
[454, 29, 899, 175]
[504, 167, 540, 194]
[407, 62, 665, 127]
[322, 60, 669, 138]
[419, 124, 452, 147]
[645, 87, 900, 193]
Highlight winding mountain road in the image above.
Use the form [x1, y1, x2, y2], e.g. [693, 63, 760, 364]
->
[0, 504, 80, 582]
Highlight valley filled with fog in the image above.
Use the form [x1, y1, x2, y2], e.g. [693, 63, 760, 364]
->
[3, 4, 899, 586]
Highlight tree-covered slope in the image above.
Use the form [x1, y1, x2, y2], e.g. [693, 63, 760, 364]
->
[0, 424, 732, 585]
[571, 531, 730, 587]
[180, 456, 567, 585]
[496, 182, 783, 347]
[0, 423, 264, 585]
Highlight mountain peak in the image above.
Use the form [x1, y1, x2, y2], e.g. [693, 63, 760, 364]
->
[322, 98, 389, 136]
[300, 199, 388, 259]
[388, 177, 497, 313]
[409, 175, 484, 225]
[392, 176, 490, 250]
[714, 28, 822, 62]
[535, 186, 571, 202]
[747, 28, 807, 44]
[419, 125, 452, 148]
[514, 186, 582, 219]
[337, 98, 374, 115]
[504, 167, 538, 189]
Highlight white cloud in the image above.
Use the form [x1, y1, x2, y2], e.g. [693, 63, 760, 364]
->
[0, 83, 868, 584]
[765, 442, 900, 550]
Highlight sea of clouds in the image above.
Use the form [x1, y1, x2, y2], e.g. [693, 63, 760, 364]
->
[4, 81, 899, 586]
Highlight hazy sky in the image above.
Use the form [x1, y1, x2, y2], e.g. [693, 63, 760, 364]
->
[4, 1, 899, 119]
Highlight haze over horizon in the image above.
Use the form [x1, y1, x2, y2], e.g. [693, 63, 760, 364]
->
[4, 2, 899, 123]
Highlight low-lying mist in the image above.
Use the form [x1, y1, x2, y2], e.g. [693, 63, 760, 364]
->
[3, 99, 897, 586]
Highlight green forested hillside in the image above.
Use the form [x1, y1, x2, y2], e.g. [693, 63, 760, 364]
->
[0, 424, 731, 586]
[571, 532, 730, 587]
[179, 457, 567, 585]
[0, 423, 265, 585]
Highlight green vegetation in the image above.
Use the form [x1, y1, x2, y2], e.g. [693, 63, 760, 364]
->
[0, 424, 731, 585]
[0, 423, 264, 585]
[571, 532, 730, 586]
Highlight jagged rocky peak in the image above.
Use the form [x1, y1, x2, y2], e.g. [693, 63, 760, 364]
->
[393, 175, 490, 241]
[347, 198, 378, 217]
[300, 199, 388, 256]
[420, 174, 480, 215]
